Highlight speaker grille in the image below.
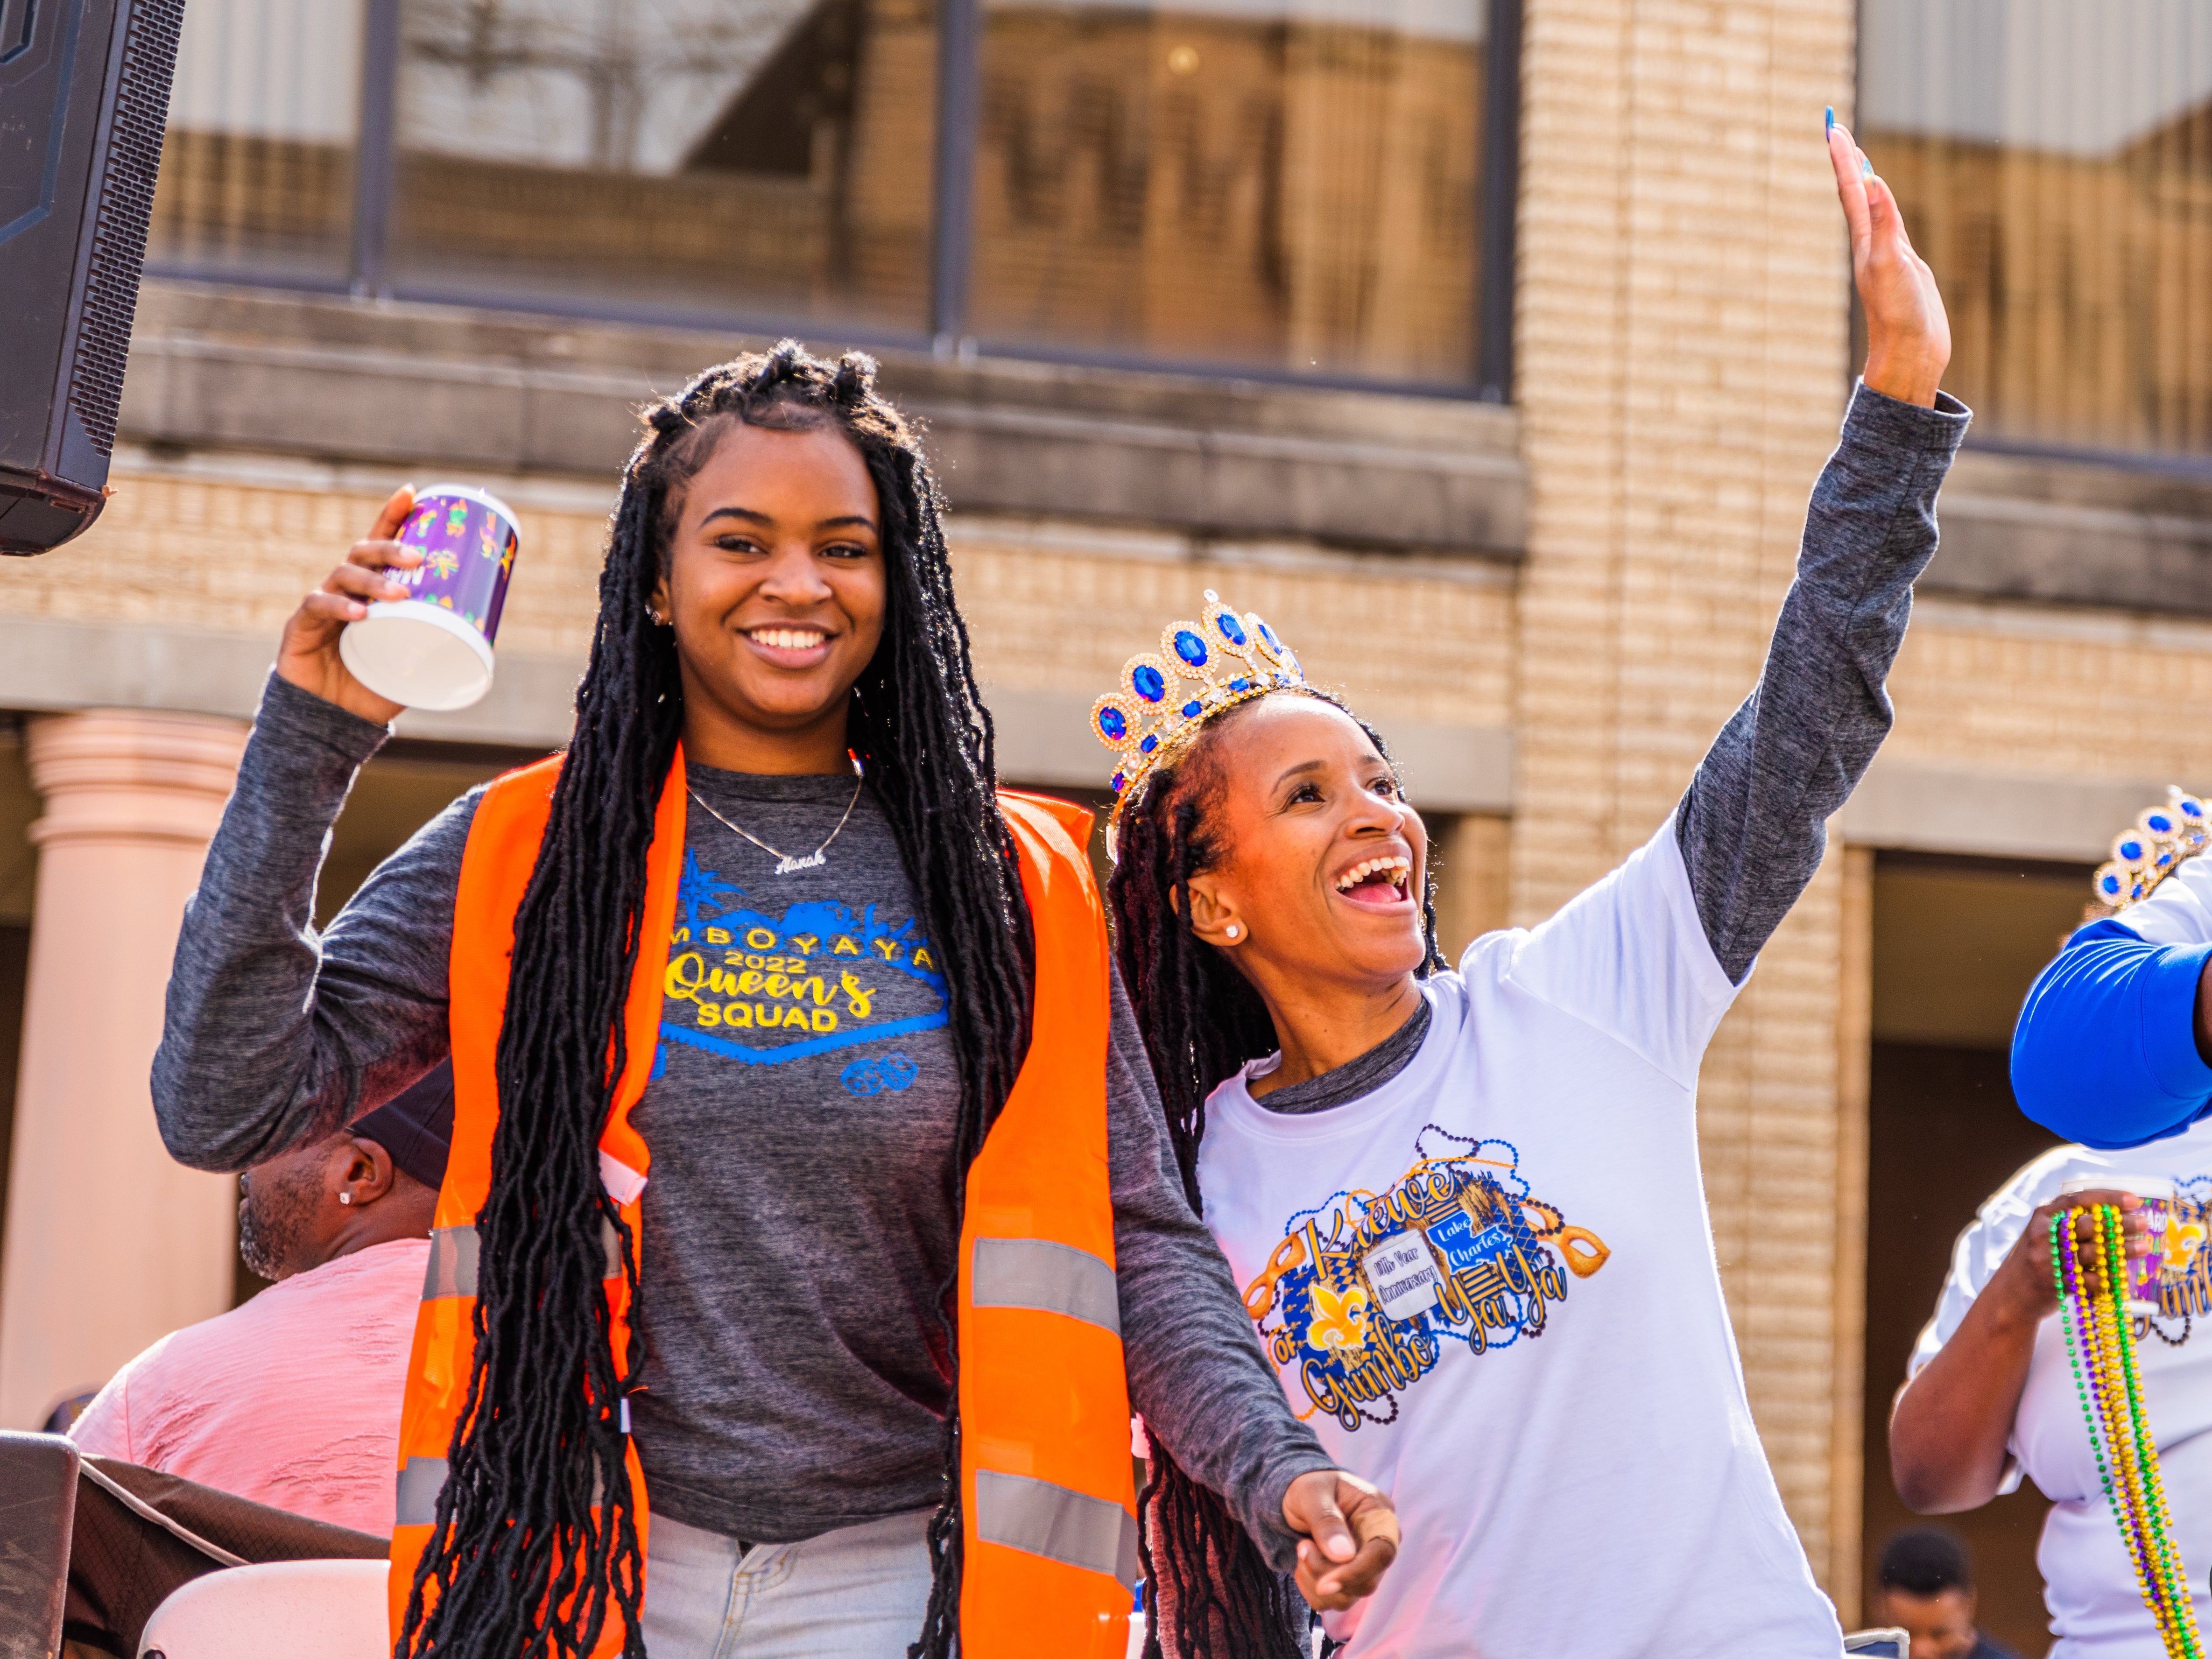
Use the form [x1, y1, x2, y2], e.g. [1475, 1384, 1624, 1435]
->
[66, 0, 184, 457]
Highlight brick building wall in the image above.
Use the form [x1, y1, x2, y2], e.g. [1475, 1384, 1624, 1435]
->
[1891, 600, 2212, 788]
[2, 459, 1519, 769]
[1514, 0, 1862, 1601]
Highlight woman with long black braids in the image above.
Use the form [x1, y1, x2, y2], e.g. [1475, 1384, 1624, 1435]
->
[1100, 120, 1964, 1658]
[151, 343, 1394, 1659]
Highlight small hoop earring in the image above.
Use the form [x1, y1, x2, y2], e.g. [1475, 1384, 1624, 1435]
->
[1225, 924, 1240, 940]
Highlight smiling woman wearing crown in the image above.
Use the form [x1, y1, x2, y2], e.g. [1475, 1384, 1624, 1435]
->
[1102, 119, 1964, 1657]
[148, 345, 1396, 1659]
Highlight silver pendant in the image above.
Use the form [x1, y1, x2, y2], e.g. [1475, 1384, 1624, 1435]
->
[775, 850, 826, 876]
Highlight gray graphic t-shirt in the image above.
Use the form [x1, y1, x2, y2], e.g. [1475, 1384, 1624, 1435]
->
[631, 766, 969, 1534]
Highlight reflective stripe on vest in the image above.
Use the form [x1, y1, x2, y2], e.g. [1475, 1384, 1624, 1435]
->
[395, 1456, 448, 1529]
[974, 1469, 1141, 1587]
[396, 1454, 613, 1532]
[421, 1222, 615, 1305]
[422, 1227, 478, 1300]
[389, 766, 1131, 1659]
[971, 1237, 1120, 1336]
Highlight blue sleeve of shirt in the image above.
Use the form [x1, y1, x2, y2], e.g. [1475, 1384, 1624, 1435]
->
[2010, 918, 2212, 1148]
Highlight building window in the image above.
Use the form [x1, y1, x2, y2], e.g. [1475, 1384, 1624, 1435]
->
[1861, 0, 2212, 457]
[387, 0, 936, 330]
[147, 0, 362, 281]
[971, 0, 1490, 382]
[148, 0, 1519, 395]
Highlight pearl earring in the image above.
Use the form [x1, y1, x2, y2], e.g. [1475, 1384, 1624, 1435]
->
[338, 1193, 352, 1205]
[1225, 924, 1240, 940]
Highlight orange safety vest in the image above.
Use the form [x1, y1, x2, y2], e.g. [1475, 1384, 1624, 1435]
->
[388, 751, 1138, 1657]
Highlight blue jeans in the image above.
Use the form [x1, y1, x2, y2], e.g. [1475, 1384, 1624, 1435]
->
[640, 1509, 936, 1659]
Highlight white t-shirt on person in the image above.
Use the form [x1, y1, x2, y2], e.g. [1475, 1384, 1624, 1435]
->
[1910, 1119, 2212, 1657]
[1195, 816, 1844, 1659]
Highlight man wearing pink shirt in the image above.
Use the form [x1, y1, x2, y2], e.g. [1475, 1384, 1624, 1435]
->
[71, 1064, 452, 1537]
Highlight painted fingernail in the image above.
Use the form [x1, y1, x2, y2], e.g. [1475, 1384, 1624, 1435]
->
[1825, 105, 1834, 135]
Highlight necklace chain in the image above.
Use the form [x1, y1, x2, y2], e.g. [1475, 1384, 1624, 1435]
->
[2057, 1201, 2203, 1658]
[687, 770, 865, 876]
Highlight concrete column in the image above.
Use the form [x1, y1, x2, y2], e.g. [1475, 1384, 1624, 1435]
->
[0, 710, 249, 1428]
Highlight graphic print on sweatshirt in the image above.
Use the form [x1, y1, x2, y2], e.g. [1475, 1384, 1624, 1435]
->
[655, 848, 948, 1087]
[1242, 1126, 1612, 1430]
[2149, 1177, 2212, 1331]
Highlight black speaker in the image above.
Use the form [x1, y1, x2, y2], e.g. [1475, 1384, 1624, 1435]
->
[0, 0, 184, 555]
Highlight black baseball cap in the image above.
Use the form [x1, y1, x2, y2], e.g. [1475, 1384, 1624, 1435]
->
[349, 1061, 455, 1192]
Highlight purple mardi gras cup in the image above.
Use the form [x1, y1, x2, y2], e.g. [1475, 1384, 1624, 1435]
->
[339, 484, 520, 711]
[2061, 1173, 2176, 1316]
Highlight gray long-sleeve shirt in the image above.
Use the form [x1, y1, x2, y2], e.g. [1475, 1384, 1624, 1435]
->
[152, 677, 1330, 1556]
[1677, 380, 1971, 984]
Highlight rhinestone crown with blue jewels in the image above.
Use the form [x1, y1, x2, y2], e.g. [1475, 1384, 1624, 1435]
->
[1091, 589, 1308, 860]
[2094, 787, 2212, 910]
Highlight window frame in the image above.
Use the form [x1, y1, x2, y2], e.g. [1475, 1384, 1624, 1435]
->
[146, 0, 1522, 402]
[1852, 0, 2212, 464]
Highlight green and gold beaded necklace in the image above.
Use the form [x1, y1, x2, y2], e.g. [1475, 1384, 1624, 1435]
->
[2056, 1202, 2203, 1658]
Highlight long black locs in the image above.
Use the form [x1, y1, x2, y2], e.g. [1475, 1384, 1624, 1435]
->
[398, 343, 1033, 1659]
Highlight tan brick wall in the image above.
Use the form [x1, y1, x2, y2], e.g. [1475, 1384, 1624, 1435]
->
[29, 470, 1518, 757]
[1513, 0, 1859, 1591]
[946, 518, 1518, 735]
[0, 468, 610, 659]
[1889, 599, 2212, 789]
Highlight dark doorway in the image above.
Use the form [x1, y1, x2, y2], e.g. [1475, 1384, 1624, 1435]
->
[1860, 852, 2090, 1657]
[1863, 1041, 2058, 1656]
[0, 924, 34, 1237]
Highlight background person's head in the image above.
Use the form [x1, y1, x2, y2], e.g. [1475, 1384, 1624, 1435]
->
[1877, 1529, 1984, 1659]
[238, 1062, 452, 1280]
